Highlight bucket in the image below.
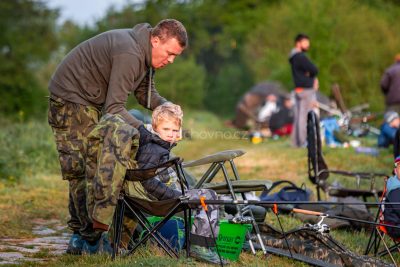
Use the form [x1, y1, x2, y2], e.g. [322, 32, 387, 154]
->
[216, 220, 252, 261]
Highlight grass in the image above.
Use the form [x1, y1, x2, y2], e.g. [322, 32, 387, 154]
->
[0, 110, 398, 266]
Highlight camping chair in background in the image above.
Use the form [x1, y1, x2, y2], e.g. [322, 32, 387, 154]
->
[112, 157, 191, 259]
[365, 177, 400, 266]
[307, 111, 386, 202]
[182, 149, 272, 255]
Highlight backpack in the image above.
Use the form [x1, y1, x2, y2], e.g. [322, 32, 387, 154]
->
[259, 180, 312, 212]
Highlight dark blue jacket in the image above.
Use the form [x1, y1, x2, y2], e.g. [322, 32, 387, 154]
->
[135, 130, 181, 200]
[384, 176, 400, 238]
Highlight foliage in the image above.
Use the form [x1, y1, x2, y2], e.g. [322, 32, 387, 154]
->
[244, 0, 400, 111]
[0, 119, 58, 181]
[155, 56, 206, 109]
[0, 0, 58, 120]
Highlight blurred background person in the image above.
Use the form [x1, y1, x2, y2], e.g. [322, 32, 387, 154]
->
[381, 53, 400, 114]
[289, 33, 319, 147]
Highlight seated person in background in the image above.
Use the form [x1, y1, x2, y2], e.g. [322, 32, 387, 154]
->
[257, 94, 279, 127]
[134, 103, 223, 264]
[383, 156, 400, 239]
[378, 111, 400, 148]
[269, 95, 294, 137]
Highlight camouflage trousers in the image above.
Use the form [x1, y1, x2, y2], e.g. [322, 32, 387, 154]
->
[186, 189, 220, 246]
[86, 114, 139, 228]
[48, 96, 100, 240]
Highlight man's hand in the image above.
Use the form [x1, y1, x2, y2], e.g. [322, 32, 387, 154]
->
[138, 124, 153, 146]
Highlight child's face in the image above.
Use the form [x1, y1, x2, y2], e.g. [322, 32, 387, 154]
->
[154, 119, 181, 143]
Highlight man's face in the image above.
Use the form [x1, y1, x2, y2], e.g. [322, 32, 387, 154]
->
[298, 39, 310, 52]
[151, 37, 184, 69]
[154, 119, 181, 143]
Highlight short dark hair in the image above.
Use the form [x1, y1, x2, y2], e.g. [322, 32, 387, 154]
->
[151, 19, 188, 48]
[294, 33, 309, 43]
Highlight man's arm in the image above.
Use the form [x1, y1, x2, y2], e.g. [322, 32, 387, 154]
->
[298, 53, 319, 77]
[104, 53, 144, 128]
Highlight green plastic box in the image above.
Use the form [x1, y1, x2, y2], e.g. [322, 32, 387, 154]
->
[216, 220, 252, 261]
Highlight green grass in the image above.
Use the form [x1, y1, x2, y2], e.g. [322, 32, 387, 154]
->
[0, 110, 398, 266]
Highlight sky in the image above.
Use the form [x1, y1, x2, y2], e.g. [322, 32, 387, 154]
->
[46, 0, 139, 25]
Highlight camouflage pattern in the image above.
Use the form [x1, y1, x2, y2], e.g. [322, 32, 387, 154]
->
[253, 223, 393, 267]
[186, 189, 220, 238]
[48, 96, 100, 239]
[86, 113, 140, 228]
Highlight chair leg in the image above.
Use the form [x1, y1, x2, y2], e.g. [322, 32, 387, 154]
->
[184, 208, 191, 258]
[112, 198, 125, 259]
[124, 202, 181, 258]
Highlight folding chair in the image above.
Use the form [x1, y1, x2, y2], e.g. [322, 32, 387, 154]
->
[365, 177, 400, 266]
[111, 157, 192, 259]
[183, 149, 272, 255]
[307, 111, 386, 202]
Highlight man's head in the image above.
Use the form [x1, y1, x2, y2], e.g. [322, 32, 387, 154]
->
[152, 103, 183, 143]
[294, 33, 310, 52]
[384, 111, 400, 128]
[151, 19, 188, 69]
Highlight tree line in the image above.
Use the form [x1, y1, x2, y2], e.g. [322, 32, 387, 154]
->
[1, 0, 399, 121]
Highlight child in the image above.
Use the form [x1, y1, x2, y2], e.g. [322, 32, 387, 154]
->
[134, 103, 223, 264]
[383, 156, 400, 238]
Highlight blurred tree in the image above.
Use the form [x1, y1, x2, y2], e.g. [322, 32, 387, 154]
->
[244, 0, 400, 111]
[0, 0, 58, 120]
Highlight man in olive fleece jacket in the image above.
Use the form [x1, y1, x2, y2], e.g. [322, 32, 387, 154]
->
[47, 19, 187, 254]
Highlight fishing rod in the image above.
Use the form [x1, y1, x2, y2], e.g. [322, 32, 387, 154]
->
[182, 199, 400, 230]
[184, 199, 400, 207]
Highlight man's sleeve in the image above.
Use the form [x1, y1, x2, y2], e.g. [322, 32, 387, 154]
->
[104, 53, 143, 128]
[380, 71, 390, 94]
[134, 70, 168, 110]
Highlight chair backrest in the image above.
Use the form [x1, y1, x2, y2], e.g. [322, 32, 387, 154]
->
[307, 111, 329, 185]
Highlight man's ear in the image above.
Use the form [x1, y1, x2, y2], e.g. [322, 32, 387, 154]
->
[151, 36, 160, 48]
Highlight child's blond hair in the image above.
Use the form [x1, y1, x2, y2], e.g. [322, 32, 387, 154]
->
[152, 103, 183, 129]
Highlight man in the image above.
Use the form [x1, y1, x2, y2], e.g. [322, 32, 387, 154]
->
[381, 54, 400, 114]
[47, 19, 187, 254]
[289, 33, 319, 147]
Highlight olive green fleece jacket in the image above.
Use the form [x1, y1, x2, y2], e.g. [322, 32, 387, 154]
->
[48, 23, 167, 128]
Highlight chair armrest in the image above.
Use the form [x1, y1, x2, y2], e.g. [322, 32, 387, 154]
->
[125, 157, 181, 181]
[201, 179, 272, 194]
[182, 149, 245, 168]
[326, 169, 387, 179]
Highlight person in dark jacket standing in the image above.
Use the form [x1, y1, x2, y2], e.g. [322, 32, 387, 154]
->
[289, 33, 319, 147]
[47, 19, 187, 254]
[381, 54, 400, 114]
